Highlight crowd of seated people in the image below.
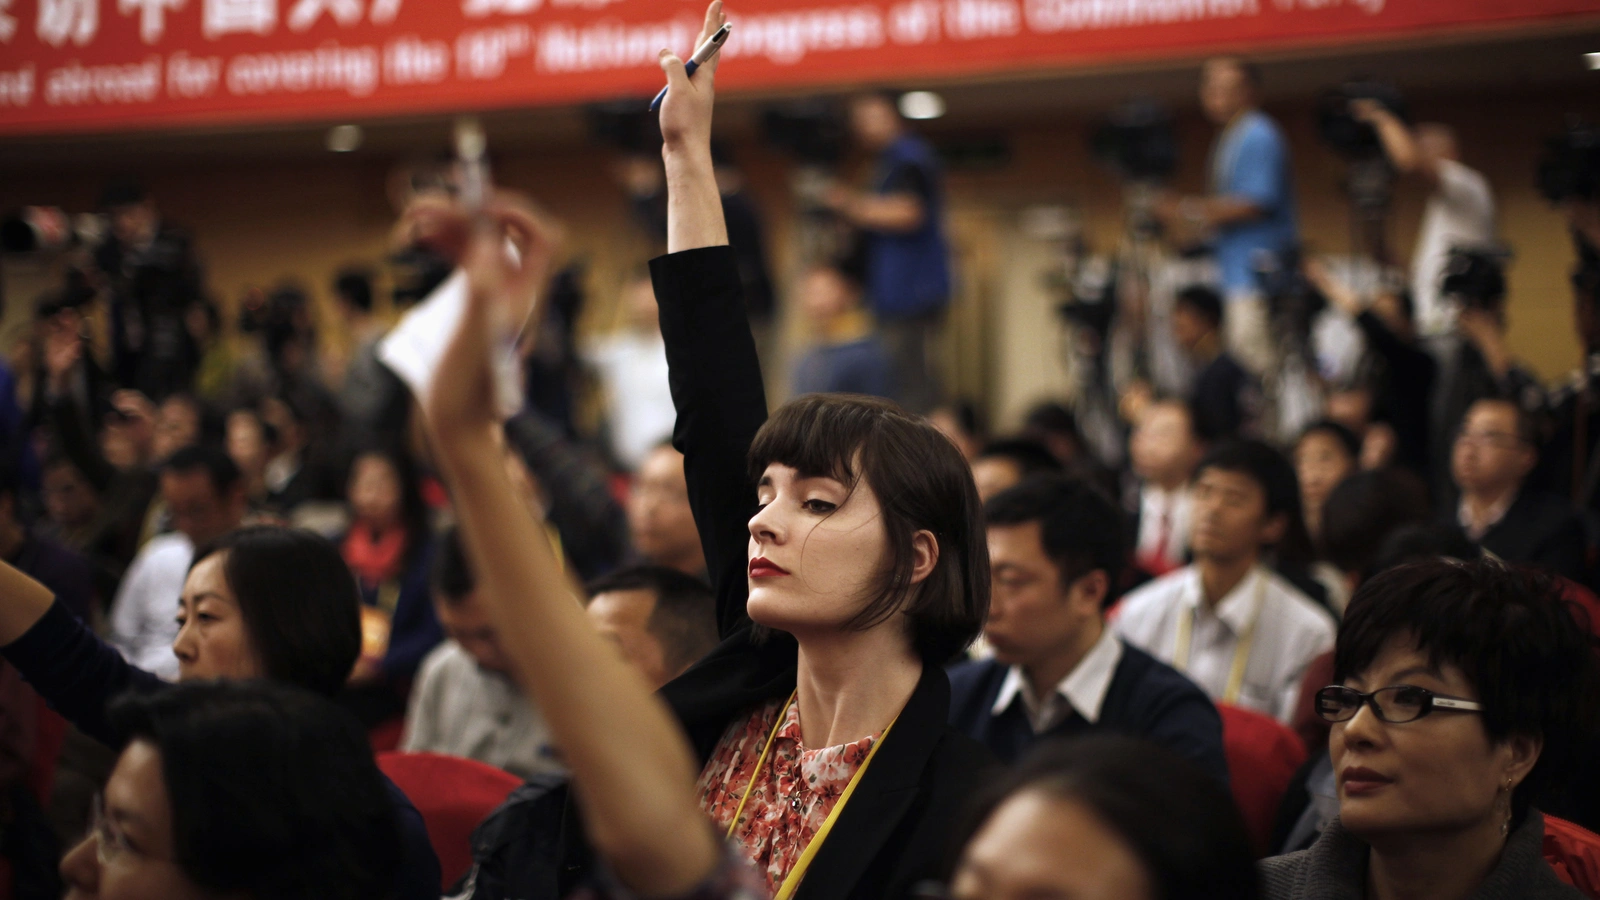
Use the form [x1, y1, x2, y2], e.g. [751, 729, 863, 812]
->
[0, 5, 1597, 899]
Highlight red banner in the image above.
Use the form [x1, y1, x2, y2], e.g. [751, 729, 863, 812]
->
[0, 0, 1594, 135]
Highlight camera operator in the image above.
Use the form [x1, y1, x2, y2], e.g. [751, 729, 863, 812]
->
[91, 182, 204, 402]
[1156, 57, 1299, 378]
[1349, 102, 1496, 338]
[1536, 260, 1600, 519]
[819, 92, 952, 414]
[1429, 249, 1543, 507]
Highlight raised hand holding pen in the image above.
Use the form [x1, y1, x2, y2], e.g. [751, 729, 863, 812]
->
[650, 19, 731, 112]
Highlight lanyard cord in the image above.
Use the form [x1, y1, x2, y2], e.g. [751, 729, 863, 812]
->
[1174, 568, 1266, 704]
[722, 689, 900, 900]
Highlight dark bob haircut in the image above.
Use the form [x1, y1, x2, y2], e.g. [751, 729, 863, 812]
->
[1335, 559, 1600, 818]
[749, 393, 988, 663]
[107, 680, 399, 900]
[953, 735, 1257, 900]
[190, 526, 362, 697]
[985, 474, 1126, 606]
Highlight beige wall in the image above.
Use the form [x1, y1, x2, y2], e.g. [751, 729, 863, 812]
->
[1, 82, 1590, 429]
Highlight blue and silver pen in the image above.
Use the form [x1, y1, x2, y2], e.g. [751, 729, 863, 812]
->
[649, 23, 731, 112]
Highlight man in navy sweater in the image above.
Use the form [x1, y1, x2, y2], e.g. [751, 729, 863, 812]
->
[948, 474, 1229, 784]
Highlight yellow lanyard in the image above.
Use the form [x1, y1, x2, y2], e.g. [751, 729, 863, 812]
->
[1173, 568, 1265, 705]
[723, 690, 900, 900]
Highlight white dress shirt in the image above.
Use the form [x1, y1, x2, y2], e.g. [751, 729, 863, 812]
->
[1114, 565, 1335, 724]
[107, 532, 194, 682]
[1135, 485, 1193, 574]
[1411, 158, 1496, 338]
[992, 628, 1123, 734]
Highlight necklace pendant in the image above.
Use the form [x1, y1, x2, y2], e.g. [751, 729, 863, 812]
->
[790, 795, 803, 812]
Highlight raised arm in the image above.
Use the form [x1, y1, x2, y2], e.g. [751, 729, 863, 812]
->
[415, 32, 729, 885]
[656, 2, 768, 638]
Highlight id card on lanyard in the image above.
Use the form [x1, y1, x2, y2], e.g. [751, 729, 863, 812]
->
[1173, 568, 1266, 705]
[726, 690, 899, 900]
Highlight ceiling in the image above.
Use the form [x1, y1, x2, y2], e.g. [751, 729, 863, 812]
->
[2, 19, 1597, 167]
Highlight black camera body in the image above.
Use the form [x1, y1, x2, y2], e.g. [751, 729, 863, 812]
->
[1537, 122, 1600, 205]
[1439, 246, 1507, 312]
[1090, 99, 1178, 183]
[1254, 247, 1326, 348]
[1316, 80, 1407, 162]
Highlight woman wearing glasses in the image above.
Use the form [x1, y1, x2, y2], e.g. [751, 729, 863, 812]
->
[1261, 558, 1597, 899]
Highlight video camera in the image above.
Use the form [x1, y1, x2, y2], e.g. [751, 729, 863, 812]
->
[1439, 246, 1508, 313]
[1536, 121, 1600, 205]
[1089, 98, 1178, 184]
[1315, 79, 1407, 162]
[760, 100, 849, 169]
[1255, 247, 1326, 349]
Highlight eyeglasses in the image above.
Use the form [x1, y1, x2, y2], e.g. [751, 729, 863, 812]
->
[1315, 685, 1484, 724]
[90, 792, 134, 866]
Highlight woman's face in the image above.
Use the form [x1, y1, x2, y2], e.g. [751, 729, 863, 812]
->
[746, 463, 894, 636]
[172, 552, 263, 683]
[1332, 636, 1540, 841]
[61, 740, 215, 900]
[349, 455, 403, 528]
[950, 788, 1151, 900]
[1294, 431, 1354, 518]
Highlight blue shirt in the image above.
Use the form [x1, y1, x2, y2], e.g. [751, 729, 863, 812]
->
[865, 134, 952, 318]
[1210, 110, 1299, 295]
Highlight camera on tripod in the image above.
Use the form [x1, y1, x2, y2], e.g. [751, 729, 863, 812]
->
[1255, 247, 1326, 350]
[1537, 122, 1600, 205]
[1316, 79, 1407, 162]
[1439, 246, 1508, 313]
[1090, 98, 1178, 238]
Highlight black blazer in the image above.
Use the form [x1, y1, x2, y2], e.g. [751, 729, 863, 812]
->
[1464, 490, 1589, 584]
[652, 245, 997, 900]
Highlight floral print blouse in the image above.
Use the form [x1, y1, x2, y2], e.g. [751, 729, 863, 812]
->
[696, 696, 880, 896]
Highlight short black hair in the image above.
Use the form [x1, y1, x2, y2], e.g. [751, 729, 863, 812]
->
[1369, 522, 1480, 578]
[189, 527, 363, 697]
[1196, 439, 1310, 559]
[1335, 559, 1600, 819]
[162, 444, 242, 497]
[106, 680, 399, 900]
[985, 474, 1126, 604]
[1021, 401, 1080, 442]
[1175, 285, 1225, 331]
[98, 179, 148, 210]
[585, 565, 719, 675]
[750, 393, 989, 664]
[977, 438, 1063, 478]
[1319, 468, 1429, 574]
[432, 526, 474, 602]
[1465, 397, 1538, 447]
[1297, 419, 1361, 462]
[955, 735, 1257, 900]
[334, 267, 375, 313]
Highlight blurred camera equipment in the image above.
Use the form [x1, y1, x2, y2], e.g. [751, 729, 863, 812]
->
[1, 207, 108, 254]
[1254, 247, 1327, 355]
[1439, 246, 1508, 313]
[1090, 97, 1179, 237]
[1316, 78, 1407, 263]
[1536, 120, 1600, 205]
[586, 101, 663, 156]
[760, 98, 851, 262]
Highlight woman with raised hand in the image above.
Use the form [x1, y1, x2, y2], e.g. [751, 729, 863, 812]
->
[1261, 559, 1598, 899]
[0, 526, 441, 899]
[413, 4, 993, 898]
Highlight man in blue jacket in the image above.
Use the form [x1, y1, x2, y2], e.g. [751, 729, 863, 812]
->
[948, 473, 1229, 784]
[823, 92, 952, 414]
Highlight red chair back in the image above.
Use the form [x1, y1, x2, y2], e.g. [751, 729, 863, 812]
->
[1545, 814, 1600, 898]
[377, 751, 523, 890]
[1217, 703, 1307, 856]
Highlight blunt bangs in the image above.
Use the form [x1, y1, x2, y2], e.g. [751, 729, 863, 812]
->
[749, 393, 989, 663]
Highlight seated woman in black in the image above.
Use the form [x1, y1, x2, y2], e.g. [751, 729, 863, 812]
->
[1261, 559, 1597, 899]
[0, 525, 441, 899]
[62, 680, 399, 900]
[400, 6, 991, 895]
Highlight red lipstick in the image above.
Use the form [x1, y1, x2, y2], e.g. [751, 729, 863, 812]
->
[1340, 766, 1393, 796]
[749, 557, 789, 578]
